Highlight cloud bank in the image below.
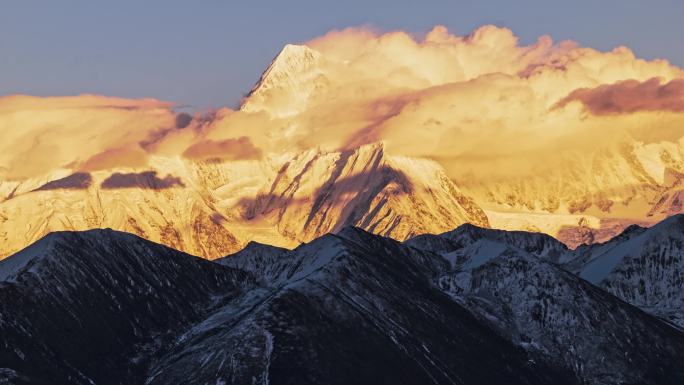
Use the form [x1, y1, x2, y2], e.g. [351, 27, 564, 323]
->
[228, 24, 684, 179]
[0, 95, 176, 179]
[1, 25, 683, 182]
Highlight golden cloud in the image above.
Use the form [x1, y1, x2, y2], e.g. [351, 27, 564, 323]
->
[182, 137, 263, 161]
[1, 25, 683, 183]
[0, 94, 177, 180]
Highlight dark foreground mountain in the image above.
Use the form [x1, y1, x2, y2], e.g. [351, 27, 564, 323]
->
[0, 230, 253, 385]
[407, 224, 684, 384]
[411, 216, 684, 329]
[566, 215, 684, 328]
[2, 220, 684, 384]
[149, 228, 570, 385]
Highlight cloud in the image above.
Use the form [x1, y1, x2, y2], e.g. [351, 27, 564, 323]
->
[33, 173, 92, 191]
[175, 112, 193, 128]
[1, 25, 684, 186]
[182, 137, 263, 161]
[556, 78, 684, 115]
[0, 94, 177, 180]
[79, 148, 149, 171]
[0, 94, 173, 111]
[101, 171, 184, 189]
[225, 24, 684, 180]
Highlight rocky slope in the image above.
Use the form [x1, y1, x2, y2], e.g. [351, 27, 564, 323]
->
[566, 214, 684, 327]
[0, 229, 566, 385]
[149, 229, 567, 385]
[407, 223, 573, 263]
[407, 224, 684, 384]
[242, 142, 488, 244]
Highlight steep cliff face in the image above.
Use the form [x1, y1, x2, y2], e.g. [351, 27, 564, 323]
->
[243, 142, 488, 244]
[0, 161, 246, 259]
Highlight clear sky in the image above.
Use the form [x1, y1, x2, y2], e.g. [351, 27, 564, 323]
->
[2, 0, 683, 108]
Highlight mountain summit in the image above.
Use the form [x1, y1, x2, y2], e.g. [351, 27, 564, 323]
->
[241, 44, 327, 117]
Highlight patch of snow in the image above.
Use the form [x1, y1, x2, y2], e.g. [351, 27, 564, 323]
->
[579, 231, 647, 284]
[461, 239, 508, 270]
[262, 330, 274, 385]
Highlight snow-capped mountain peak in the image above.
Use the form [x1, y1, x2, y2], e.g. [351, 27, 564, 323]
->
[240, 44, 326, 117]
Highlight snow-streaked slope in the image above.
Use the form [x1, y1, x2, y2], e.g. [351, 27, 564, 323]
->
[407, 222, 572, 263]
[152, 226, 684, 384]
[215, 241, 289, 284]
[244, 142, 489, 244]
[567, 214, 684, 327]
[4, 224, 684, 384]
[0, 160, 246, 260]
[240, 44, 327, 118]
[441, 246, 684, 385]
[462, 141, 684, 217]
[0, 232, 57, 281]
[409, 218, 684, 329]
[146, 228, 567, 385]
[407, 226, 684, 385]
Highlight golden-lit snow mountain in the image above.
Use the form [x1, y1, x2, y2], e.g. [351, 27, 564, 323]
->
[1, 25, 684, 257]
[0, 142, 487, 259]
[232, 37, 684, 249]
[459, 139, 684, 247]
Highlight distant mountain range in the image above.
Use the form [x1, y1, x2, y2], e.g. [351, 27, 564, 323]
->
[1, 214, 683, 384]
[0, 142, 488, 259]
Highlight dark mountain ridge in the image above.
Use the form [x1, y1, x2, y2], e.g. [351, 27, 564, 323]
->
[1, 217, 683, 384]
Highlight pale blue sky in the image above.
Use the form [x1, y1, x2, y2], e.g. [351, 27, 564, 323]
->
[2, 0, 683, 108]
